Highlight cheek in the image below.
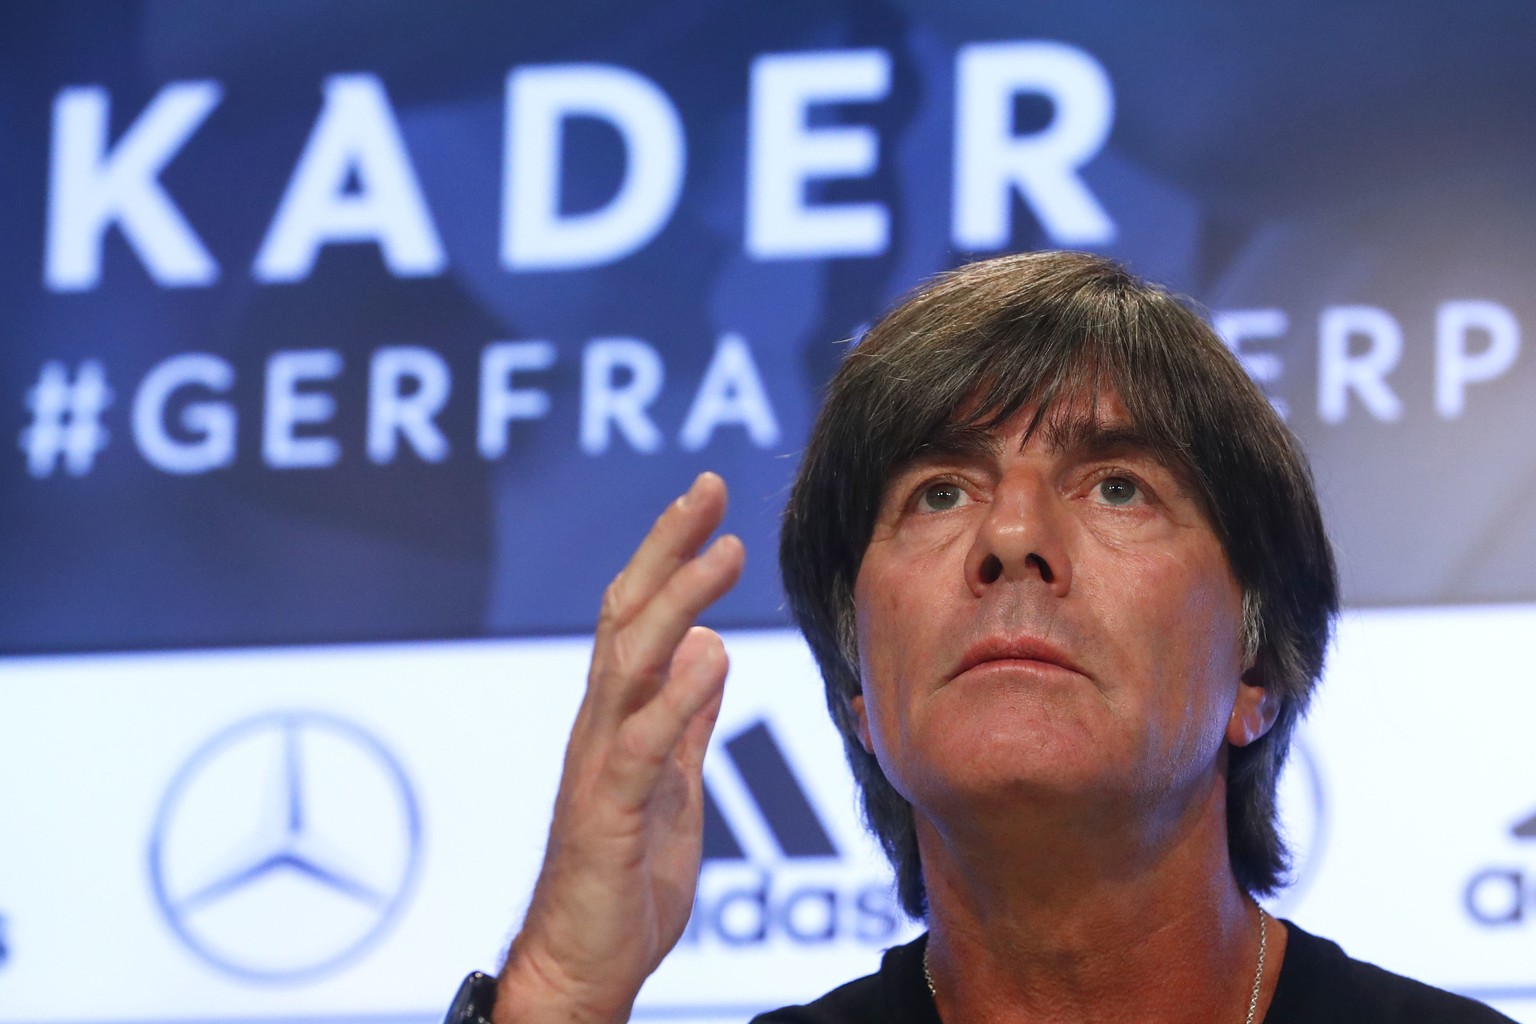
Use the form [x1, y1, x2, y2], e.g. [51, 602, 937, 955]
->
[1093, 549, 1245, 710]
[1154, 563, 1247, 744]
[1172, 560, 1246, 686]
[1120, 537, 1239, 641]
[853, 562, 939, 745]
[854, 573, 911, 696]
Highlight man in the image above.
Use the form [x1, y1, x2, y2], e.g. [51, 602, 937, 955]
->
[460, 252, 1511, 1023]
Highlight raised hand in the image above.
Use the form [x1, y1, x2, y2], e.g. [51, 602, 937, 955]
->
[494, 473, 745, 1024]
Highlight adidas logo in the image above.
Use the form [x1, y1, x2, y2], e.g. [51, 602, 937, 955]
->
[1514, 811, 1536, 841]
[682, 719, 902, 947]
[1463, 806, 1536, 927]
[702, 721, 837, 862]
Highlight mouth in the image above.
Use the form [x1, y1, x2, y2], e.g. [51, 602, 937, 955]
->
[950, 636, 1085, 681]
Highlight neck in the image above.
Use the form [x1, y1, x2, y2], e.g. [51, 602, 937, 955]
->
[917, 781, 1285, 1023]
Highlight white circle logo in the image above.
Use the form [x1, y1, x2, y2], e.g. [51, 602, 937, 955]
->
[1270, 734, 1327, 915]
[148, 711, 421, 982]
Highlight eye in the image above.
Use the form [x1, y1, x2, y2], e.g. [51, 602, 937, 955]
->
[1094, 476, 1140, 507]
[917, 481, 971, 512]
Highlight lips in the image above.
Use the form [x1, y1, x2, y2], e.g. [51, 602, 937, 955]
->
[950, 636, 1086, 680]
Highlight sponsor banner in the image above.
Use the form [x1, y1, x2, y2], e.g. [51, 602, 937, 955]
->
[0, 631, 914, 1023]
[3, 4, 1536, 652]
[1280, 604, 1536, 1021]
[1, 610, 1535, 1022]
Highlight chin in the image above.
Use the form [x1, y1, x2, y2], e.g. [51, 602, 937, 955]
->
[912, 719, 1121, 807]
[937, 684, 1101, 754]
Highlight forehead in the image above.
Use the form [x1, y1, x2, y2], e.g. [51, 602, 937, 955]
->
[894, 387, 1179, 471]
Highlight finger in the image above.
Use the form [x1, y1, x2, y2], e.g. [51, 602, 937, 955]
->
[604, 626, 730, 808]
[594, 532, 743, 721]
[676, 647, 726, 777]
[597, 473, 728, 639]
[673, 627, 728, 775]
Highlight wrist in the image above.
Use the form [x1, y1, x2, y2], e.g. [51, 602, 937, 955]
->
[493, 947, 633, 1024]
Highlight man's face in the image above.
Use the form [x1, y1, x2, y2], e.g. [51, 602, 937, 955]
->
[850, 390, 1267, 826]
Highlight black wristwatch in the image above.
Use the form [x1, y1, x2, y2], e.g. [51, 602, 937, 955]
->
[444, 971, 499, 1024]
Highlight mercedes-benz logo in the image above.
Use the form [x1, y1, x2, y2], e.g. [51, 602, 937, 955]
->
[148, 711, 421, 982]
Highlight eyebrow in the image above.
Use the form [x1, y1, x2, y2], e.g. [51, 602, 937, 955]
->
[906, 416, 1178, 466]
[874, 426, 996, 513]
[1037, 417, 1180, 464]
[906, 423, 1002, 466]
[884, 415, 1191, 499]
[1040, 415, 1207, 502]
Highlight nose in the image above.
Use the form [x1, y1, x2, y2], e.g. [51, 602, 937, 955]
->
[964, 469, 1073, 597]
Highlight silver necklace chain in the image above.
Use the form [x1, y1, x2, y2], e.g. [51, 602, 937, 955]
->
[922, 905, 1269, 1024]
[1245, 906, 1268, 1024]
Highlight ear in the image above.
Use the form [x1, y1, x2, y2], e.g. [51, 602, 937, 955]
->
[850, 693, 874, 753]
[1226, 679, 1278, 748]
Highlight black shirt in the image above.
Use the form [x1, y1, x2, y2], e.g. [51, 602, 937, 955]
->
[752, 922, 1513, 1023]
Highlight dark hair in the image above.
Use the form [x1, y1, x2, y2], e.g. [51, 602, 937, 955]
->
[779, 251, 1338, 919]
